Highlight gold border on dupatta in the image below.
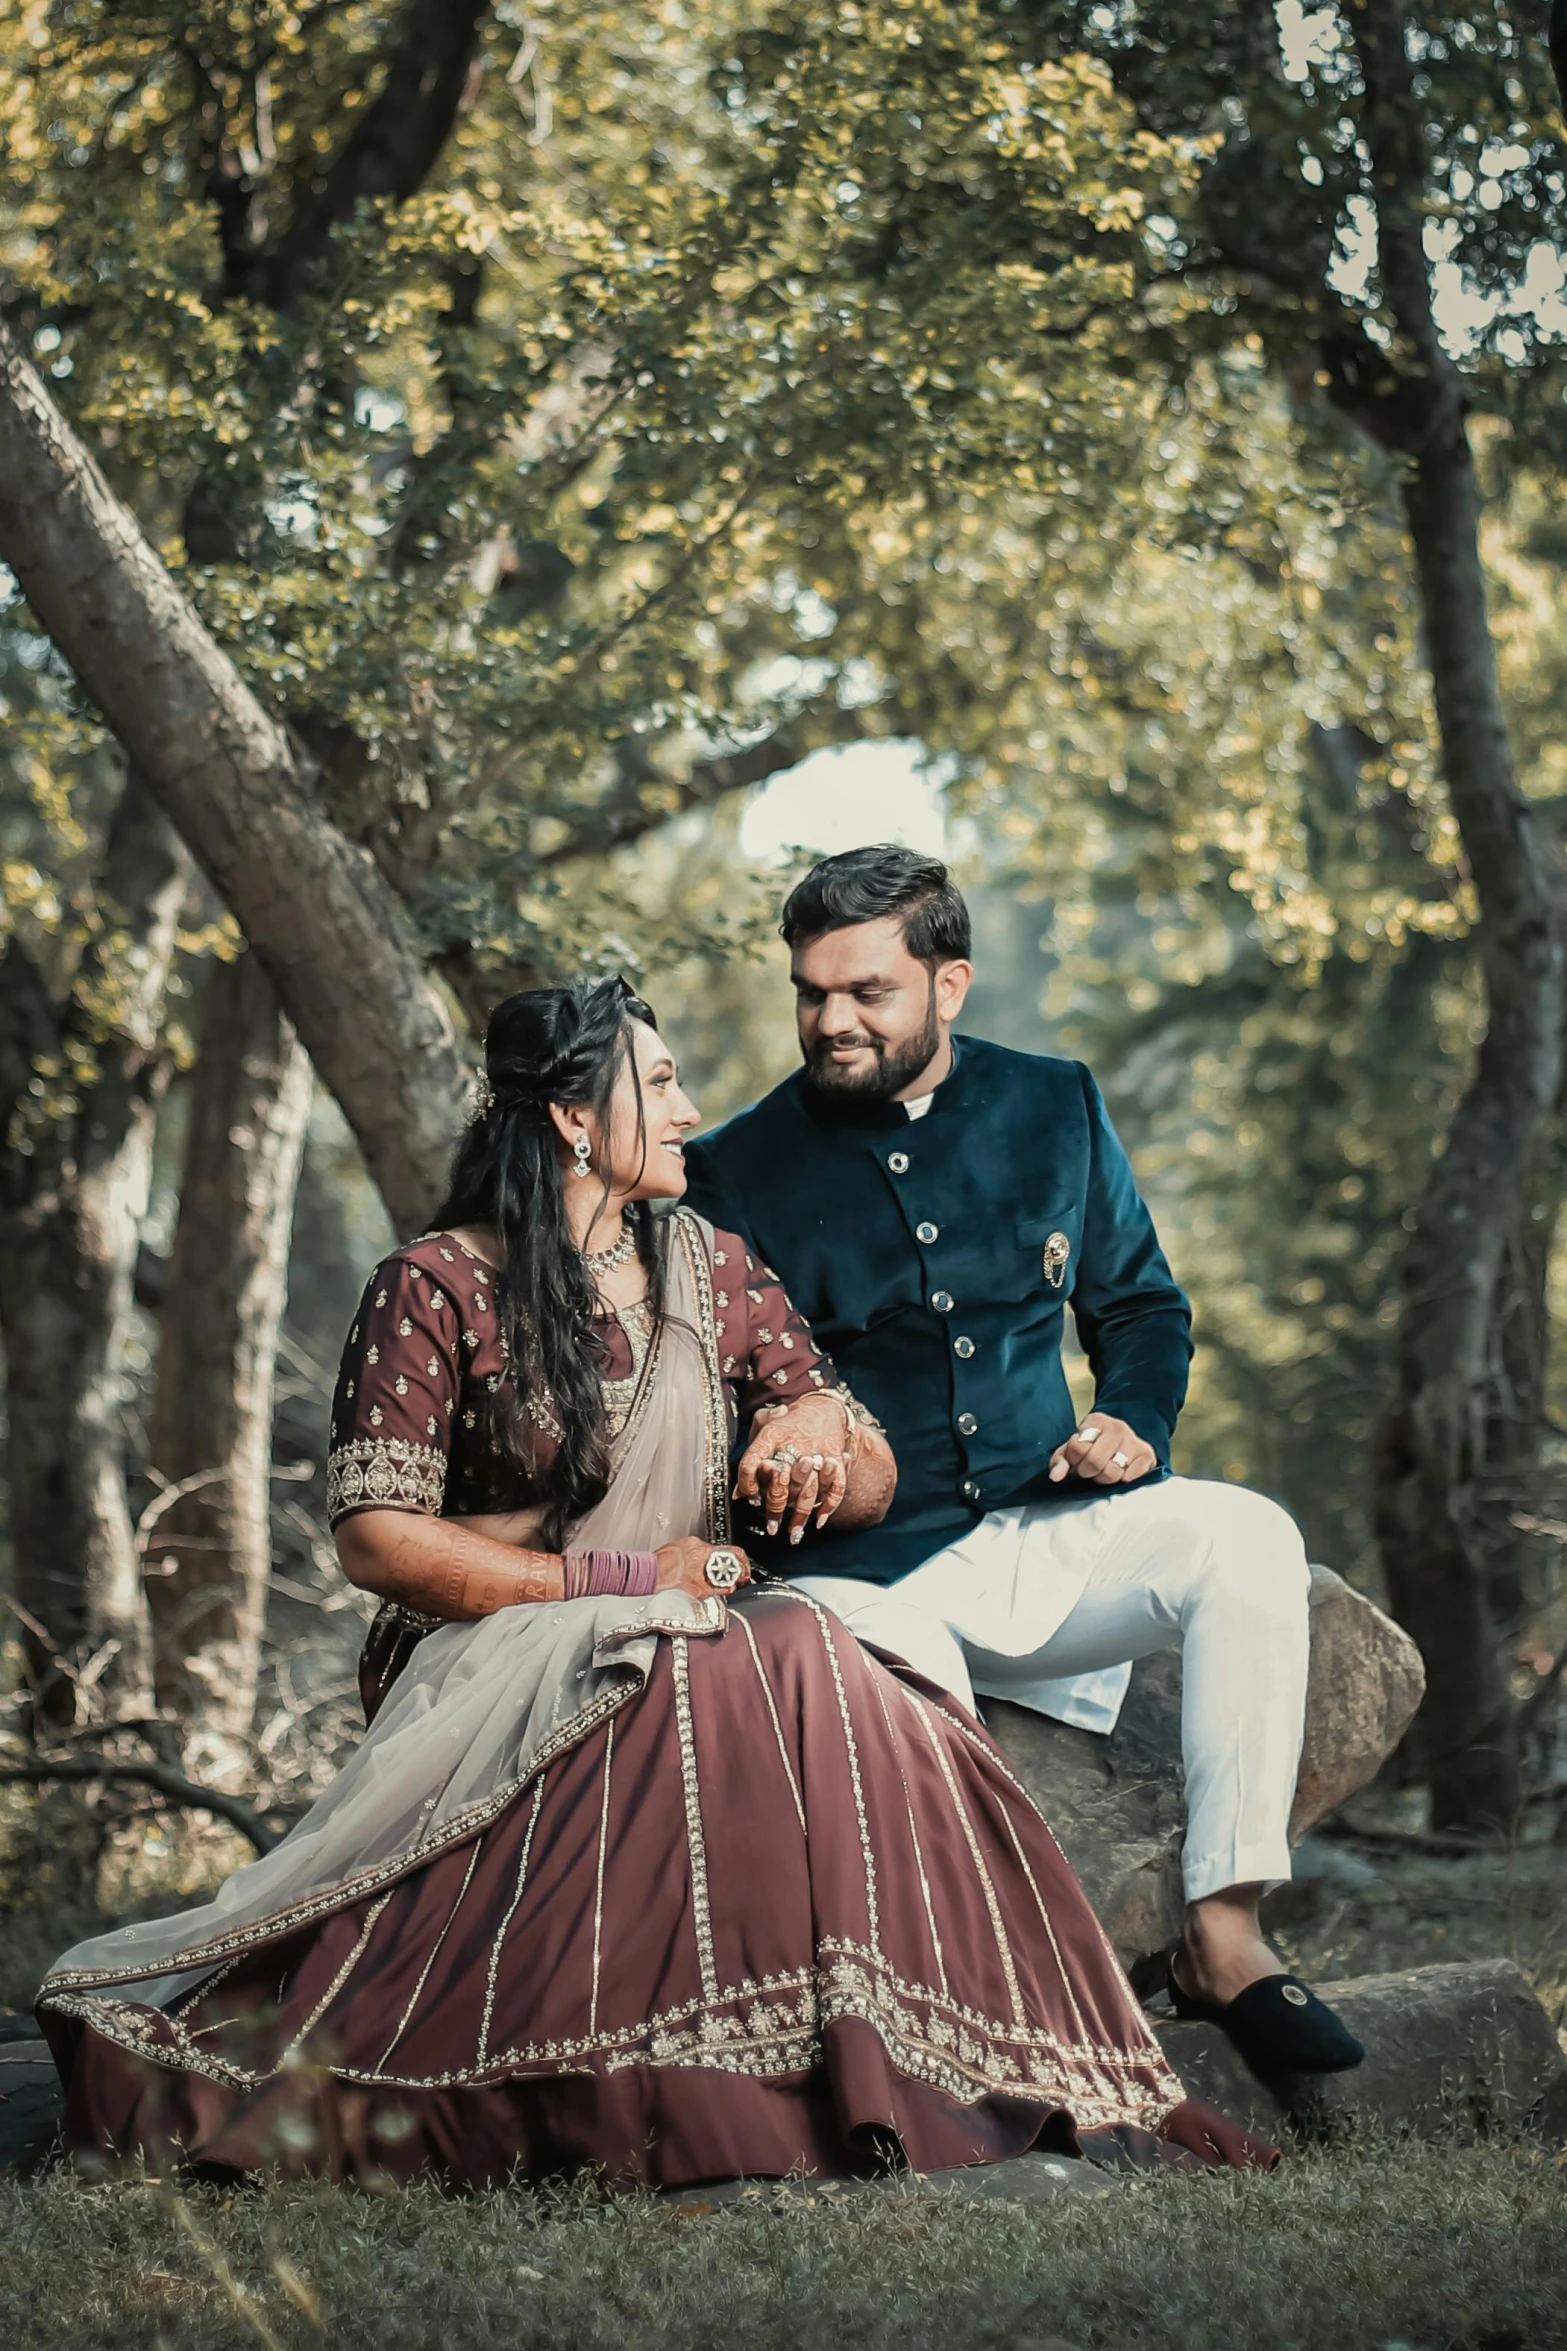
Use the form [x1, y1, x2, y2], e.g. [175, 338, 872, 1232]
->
[666, 1206, 732, 1544]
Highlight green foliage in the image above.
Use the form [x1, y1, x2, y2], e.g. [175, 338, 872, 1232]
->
[0, 0, 1198, 991]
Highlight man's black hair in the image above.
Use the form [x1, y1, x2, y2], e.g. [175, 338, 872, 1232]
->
[779, 844, 972, 965]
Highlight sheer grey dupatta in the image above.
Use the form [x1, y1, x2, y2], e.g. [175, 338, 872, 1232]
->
[42, 1210, 731, 2004]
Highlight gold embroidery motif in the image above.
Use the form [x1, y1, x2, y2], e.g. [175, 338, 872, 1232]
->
[589, 1720, 615, 2036]
[671, 1634, 718, 2003]
[866, 1663, 947, 1997]
[795, 1590, 880, 1954]
[734, 1609, 807, 1840]
[376, 1838, 484, 2071]
[600, 1299, 655, 1440]
[523, 1386, 566, 1443]
[478, 1775, 546, 2065]
[327, 1436, 447, 1524]
[906, 1688, 1026, 2026]
[670, 1209, 731, 1542]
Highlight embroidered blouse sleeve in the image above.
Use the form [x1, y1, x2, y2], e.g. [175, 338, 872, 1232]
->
[711, 1231, 838, 1419]
[326, 1254, 462, 1528]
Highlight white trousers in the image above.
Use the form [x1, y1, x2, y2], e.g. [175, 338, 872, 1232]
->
[791, 1476, 1311, 1903]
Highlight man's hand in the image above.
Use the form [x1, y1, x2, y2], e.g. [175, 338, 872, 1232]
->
[1048, 1415, 1157, 1487]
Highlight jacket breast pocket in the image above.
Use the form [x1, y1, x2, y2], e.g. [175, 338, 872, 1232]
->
[1017, 1206, 1081, 1296]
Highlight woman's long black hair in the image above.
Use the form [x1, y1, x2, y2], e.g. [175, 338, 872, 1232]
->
[432, 976, 664, 1547]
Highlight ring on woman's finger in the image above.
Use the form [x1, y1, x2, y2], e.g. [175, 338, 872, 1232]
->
[703, 1547, 747, 1593]
[1079, 1425, 1102, 1444]
[1111, 1450, 1131, 1468]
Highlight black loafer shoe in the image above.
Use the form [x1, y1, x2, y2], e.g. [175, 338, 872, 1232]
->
[1169, 1967, 1365, 2077]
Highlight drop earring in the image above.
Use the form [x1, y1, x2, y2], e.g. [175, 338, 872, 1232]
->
[572, 1134, 593, 1179]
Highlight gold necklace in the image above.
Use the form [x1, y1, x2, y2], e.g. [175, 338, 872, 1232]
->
[583, 1221, 637, 1277]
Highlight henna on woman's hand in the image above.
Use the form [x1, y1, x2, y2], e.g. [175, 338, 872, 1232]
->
[337, 1510, 566, 1619]
[735, 1392, 860, 1541]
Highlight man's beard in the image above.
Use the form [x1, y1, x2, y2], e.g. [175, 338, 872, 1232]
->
[802, 983, 940, 1104]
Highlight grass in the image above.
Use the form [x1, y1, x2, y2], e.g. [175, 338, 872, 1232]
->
[7, 1794, 1566, 2351]
[3, 2139, 1565, 2351]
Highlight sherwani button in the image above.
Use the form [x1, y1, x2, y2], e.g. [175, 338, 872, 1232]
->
[954, 1336, 975, 1359]
[932, 1290, 954, 1312]
[957, 1412, 978, 1435]
[916, 1221, 939, 1244]
[962, 1478, 980, 1499]
[888, 1151, 910, 1173]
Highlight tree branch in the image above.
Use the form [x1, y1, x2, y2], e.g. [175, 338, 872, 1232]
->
[534, 709, 870, 868]
[0, 1755, 290, 1854]
[231, 0, 492, 310]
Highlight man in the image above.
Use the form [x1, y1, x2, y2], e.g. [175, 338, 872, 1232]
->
[684, 843, 1362, 2076]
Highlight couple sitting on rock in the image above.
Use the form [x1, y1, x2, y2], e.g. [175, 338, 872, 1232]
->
[38, 846, 1362, 2189]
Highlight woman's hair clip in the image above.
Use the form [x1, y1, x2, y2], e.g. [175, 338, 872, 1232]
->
[473, 1072, 496, 1115]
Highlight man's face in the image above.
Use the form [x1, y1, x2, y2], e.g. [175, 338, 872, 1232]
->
[791, 916, 970, 1101]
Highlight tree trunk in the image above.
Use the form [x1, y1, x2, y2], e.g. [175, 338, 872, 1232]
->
[0, 322, 471, 1236]
[0, 775, 193, 1722]
[1352, 0, 1567, 1830]
[1372, 435, 1565, 1829]
[145, 952, 312, 1738]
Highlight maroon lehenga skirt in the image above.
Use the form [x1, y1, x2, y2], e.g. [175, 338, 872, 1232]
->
[42, 1588, 1273, 2187]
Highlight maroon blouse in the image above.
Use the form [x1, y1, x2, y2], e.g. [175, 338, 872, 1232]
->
[326, 1226, 841, 1530]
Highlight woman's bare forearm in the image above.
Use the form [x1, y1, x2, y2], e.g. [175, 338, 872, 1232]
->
[835, 1425, 898, 1530]
[335, 1510, 565, 1619]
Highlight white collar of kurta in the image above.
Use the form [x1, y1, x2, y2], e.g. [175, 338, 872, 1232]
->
[903, 1092, 936, 1121]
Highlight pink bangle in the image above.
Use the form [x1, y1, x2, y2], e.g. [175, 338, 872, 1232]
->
[564, 1548, 659, 1599]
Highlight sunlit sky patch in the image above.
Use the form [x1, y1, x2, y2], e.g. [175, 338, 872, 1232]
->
[739, 740, 950, 863]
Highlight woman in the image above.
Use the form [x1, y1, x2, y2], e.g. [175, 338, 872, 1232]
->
[40, 979, 1273, 2188]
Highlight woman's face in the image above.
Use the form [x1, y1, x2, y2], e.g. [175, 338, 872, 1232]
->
[589, 1021, 700, 1202]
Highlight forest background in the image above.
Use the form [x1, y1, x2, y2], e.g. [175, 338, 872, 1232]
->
[1, 0, 1567, 1976]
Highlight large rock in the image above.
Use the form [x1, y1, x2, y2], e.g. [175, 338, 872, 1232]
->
[1290, 1565, 1426, 1836]
[1157, 1959, 1567, 2145]
[984, 1563, 1425, 1974]
[0, 2039, 62, 2176]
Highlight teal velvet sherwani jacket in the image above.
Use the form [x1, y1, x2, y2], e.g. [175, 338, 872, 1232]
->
[681, 1035, 1192, 1584]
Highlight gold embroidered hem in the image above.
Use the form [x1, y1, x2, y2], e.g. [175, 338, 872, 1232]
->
[42, 1940, 1179, 2134]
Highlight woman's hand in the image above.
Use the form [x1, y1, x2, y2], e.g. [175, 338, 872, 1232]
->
[734, 1394, 854, 1543]
[654, 1537, 754, 1599]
